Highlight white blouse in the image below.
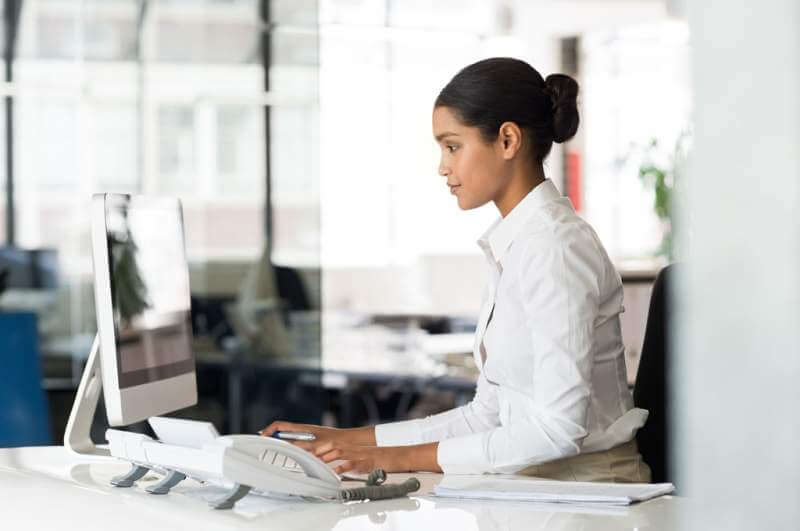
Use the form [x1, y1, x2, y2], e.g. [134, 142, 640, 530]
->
[375, 179, 647, 474]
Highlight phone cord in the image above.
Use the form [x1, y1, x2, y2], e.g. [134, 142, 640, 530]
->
[338, 469, 420, 502]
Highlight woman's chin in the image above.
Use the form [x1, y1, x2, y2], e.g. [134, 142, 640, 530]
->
[457, 196, 485, 211]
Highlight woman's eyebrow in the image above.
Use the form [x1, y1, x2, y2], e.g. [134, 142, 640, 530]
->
[435, 132, 459, 142]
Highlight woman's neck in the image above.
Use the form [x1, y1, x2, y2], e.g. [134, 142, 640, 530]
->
[494, 164, 546, 218]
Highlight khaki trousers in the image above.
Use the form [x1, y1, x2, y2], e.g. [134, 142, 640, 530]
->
[517, 439, 652, 483]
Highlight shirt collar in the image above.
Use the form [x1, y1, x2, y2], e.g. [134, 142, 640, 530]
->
[477, 179, 562, 266]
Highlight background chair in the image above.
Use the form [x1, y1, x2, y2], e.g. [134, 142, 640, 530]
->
[634, 264, 676, 484]
[0, 312, 52, 447]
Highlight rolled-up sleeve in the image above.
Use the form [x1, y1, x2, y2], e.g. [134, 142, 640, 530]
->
[436, 233, 600, 474]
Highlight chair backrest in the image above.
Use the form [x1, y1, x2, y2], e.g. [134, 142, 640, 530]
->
[274, 265, 311, 312]
[633, 264, 676, 484]
[0, 312, 52, 447]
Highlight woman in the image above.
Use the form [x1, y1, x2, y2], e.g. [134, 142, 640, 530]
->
[262, 57, 651, 482]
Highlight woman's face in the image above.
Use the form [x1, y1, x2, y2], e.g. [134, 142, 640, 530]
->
[433, 106, 508, 211]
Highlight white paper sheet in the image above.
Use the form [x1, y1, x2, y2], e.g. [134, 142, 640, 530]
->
[433, 476, 675, 506]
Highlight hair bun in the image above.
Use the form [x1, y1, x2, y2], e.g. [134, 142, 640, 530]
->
[544, 73, 579, 143]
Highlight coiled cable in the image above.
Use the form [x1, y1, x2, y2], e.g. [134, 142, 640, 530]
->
[338, 469, 420, 502]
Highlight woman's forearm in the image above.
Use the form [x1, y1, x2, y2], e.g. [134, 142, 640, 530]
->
[343, 425, 377, 446]
[395, 442, 442, 473]
[337, 428, 442, 471]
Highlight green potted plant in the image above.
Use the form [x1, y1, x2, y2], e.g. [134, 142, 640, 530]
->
[636, 131, 690, 262]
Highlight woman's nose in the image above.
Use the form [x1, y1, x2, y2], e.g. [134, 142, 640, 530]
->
[438, 159, 450, 177]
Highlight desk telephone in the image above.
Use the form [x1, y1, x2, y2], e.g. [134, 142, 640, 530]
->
[105, 417, 419, 509]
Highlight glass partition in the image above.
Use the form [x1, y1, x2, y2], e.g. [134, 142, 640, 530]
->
[5, 0, 322, 438]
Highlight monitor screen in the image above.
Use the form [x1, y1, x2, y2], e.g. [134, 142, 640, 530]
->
[104, 195, 195, 389]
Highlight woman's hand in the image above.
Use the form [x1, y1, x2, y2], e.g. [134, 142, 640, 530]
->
[260, 421, 441, 474]
[259, 420, 376, 447]
[295, 440, 407, 475]
[293, 440, 442, 475]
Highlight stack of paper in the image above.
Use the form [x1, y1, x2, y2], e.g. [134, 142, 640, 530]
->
[433, 476, 675, 506]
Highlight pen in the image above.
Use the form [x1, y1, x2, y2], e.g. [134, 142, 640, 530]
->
[271, 431, 316, 442]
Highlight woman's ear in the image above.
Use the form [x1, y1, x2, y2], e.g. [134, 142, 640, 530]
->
[497, 122, 523, 160]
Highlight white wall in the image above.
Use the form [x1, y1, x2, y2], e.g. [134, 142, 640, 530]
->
[678, 1, 800, 528]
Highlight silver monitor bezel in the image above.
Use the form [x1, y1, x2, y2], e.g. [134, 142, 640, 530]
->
[91, 193, 197, 426]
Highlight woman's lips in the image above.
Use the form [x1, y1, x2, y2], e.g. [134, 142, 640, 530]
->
[449, 185, 461, 194]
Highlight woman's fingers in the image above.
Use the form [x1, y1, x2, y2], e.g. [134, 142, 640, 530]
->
[259, 420, 295, 437]
[290, 439, 331, 454]
[307, 440, 353, 462]
[316, 444, 376, 473]
[269, 434, 382, 475]
[318, 447, 344, 463]
[334, 458, 375, 475]
[311, 441, 335, 456]
[259, 421, 316, 437]
[334, 460, 357, 475]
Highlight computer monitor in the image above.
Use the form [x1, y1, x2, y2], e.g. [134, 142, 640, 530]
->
[65, 194, 197, 455]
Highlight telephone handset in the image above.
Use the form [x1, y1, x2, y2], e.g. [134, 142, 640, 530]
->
[217, 434, 338, 482]
[211, 434, 341, 497]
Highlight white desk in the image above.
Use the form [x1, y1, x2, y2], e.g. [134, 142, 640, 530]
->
[1, 446, 683, 530]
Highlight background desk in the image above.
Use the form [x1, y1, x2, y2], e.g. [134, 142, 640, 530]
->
[1, 446, 682, 530]
[40, 327, 480, 439]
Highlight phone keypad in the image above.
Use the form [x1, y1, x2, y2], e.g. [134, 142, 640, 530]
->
[259, 450, 302, 472]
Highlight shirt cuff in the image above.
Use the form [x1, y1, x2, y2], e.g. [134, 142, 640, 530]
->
[374, 419, 424, 447]
[437, 431, 493, 474]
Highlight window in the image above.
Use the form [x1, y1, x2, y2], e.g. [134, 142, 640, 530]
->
[318, 0, 524, 314]
[7, 0, 318, 342]
[319, 2, 688, 316]
[157, 105, 195, 195]
[581, 22, 691, 261]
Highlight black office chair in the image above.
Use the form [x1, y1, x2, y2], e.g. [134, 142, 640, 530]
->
[274, 265, 312, 313]
[634, 264, 676, 485]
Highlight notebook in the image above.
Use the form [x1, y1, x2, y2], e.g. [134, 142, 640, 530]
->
[433, 476, 675, 506]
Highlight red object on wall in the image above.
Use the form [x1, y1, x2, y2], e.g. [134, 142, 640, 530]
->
[566, 151, 582, 212]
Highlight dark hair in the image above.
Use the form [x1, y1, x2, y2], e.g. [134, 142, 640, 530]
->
[434, 57, 579, 163]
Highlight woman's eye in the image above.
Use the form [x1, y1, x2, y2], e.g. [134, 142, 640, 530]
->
[446, 145, 458, 153]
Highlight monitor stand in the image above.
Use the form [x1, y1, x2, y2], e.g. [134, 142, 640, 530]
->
[64, 334, 111, 457]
